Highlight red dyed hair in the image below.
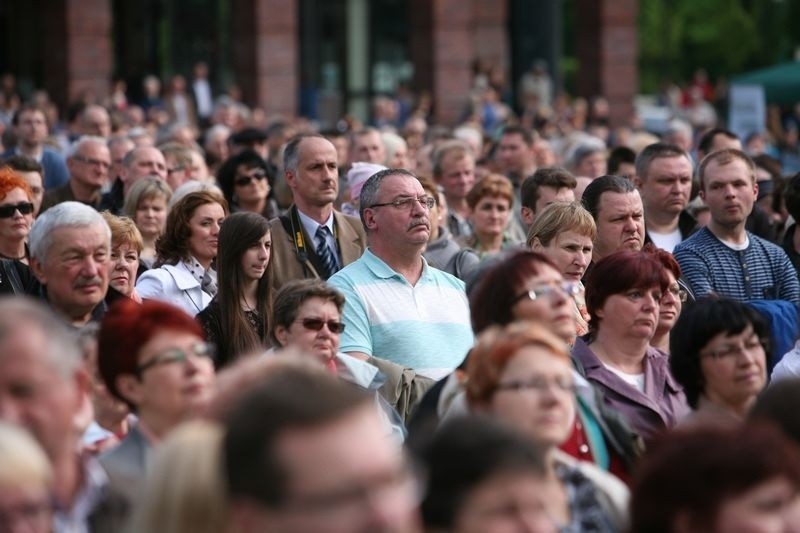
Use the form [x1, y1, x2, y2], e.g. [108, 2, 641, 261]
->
[642, 242, 682, 280]
[466, 320, 570, 407]
[97, 298, 205, 407]
[0, 167, 32, 202]
[585, 250, 670, 334]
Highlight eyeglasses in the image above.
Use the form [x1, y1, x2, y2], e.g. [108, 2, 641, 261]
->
[73, 155, 111, 170]
[700, 336, 766, 360]
[0, 201, 34, 218]
[135, 341, 215, 375]
[295, 317, 346, 334]
[514, 281, 580, 303]
[369, 195, 435, 210]
[665, 285, 688, 303]
[496, 376, 577, 394]
[234, 169, 268, 187]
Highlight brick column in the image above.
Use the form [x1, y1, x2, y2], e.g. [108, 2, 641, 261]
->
[472, 0, 508, 72]
[232, 0, 298, 120]
[410, 0, 475, 126]
[43, 0, 113, 109]
[575, 0, 638, 128]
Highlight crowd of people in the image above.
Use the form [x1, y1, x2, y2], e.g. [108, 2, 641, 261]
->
[2, 67, 800, 533]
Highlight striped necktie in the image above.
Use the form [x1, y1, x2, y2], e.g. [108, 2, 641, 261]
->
[315, 225, 338, 278]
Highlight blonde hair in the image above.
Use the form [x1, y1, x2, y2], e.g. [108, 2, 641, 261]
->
[101, 211, 144, 253]
[0, 422, 52, 488]
[526, 201, 596, 248]
[130, 421, 227, 533]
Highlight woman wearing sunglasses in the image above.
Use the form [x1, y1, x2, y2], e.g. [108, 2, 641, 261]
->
[97, 298, 216, 507]
[197, 212, 274, 369]
[270, 279, 406, 441]
[216, 149, 278, 220]
[0, 166, 36, 265]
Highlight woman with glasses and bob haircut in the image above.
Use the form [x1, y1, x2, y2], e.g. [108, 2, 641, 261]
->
[97, 298, 216, 506]
[468, 250, 640, 481]
[572, 250, 690, 443]
[197, 212, 274, 369]
[643, 243, 689, 354]
[670, 297, 769, 427]
[467, 321, 629, 532]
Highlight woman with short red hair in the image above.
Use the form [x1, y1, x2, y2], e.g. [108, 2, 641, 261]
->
[572, 250, 690, 442]
[96, 298, 216, 504]
[0, 166, 35, 264]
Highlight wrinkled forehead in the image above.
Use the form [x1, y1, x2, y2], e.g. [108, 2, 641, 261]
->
[378, 174, 424, 197]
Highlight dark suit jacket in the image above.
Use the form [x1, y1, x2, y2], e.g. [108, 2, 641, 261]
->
[268, 206, 367, 291]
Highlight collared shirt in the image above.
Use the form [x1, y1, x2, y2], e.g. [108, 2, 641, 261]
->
[297, 209, 340, 269]
[181, 257, 217, 290]
[329, 249, 473, 380]
[53, 454, 109, 533]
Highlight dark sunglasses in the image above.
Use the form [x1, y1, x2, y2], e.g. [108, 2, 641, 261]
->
[234, 169, 268, 187]
[296, 317, 346, 334]
[0, 202, 34, 218]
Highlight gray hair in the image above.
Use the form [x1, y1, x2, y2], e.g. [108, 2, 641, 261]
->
[358, 168, 418, 228]
[0, 297, 83, 379]
[283, 133, 328, 174]
[67, 135, 108, 159]
[29, 202, 111, 262]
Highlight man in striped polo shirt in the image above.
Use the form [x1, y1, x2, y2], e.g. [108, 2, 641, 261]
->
[329, 168, 473, 381]
[674, 149, 799, 304]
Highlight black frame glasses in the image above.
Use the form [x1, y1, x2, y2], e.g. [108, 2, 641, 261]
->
[234, 169, 268, 187]
[0, 202, 34, 218]
[135, 341, 215, 375]
[369, 196, 435, 210]
[295, 317, 346, 334]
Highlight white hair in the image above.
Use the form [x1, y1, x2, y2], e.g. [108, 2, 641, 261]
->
[381, 131, 407, 166]
[29, 201, 111, 262]
[67, 135, 108, 159]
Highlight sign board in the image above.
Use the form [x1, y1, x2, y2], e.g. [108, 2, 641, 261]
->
[728, 84, 766, 141]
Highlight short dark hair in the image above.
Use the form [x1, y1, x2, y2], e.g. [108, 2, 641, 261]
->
[607, 146, 637, 176]
[270, 279, 345, 346]
[751, 378, 800, 445]
[580, 174, 636, 221]
[634, 143, 691, 181]
[697, 127, 739, 157]
[669, 297, 770, 409]
[630, 424, 800, 533]
[223, 366, 370, 506]
[414, 416, 546, 529]
[216, 149, 273, 207]
[3, 154, 44, 175]
[520, 167, 577, 210]
[499, 124, 534, 146]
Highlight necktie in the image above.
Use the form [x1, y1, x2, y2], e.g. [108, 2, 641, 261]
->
[315, 225, 338, 278]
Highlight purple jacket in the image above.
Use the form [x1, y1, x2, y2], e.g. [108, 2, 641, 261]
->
[572, 337, 690, 442]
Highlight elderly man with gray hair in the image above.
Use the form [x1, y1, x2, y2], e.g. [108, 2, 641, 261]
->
[29, 201, 112, 328]
[40, 136, 111, 213]
[0, 297, 113, 531]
